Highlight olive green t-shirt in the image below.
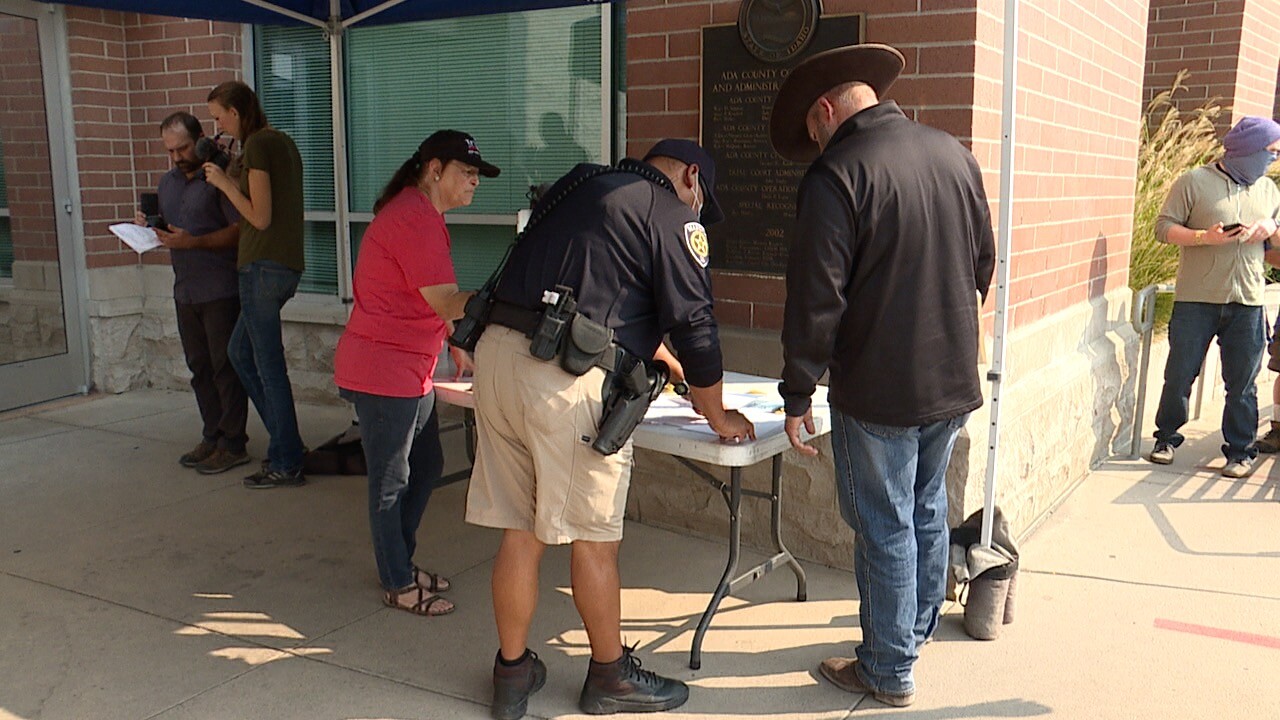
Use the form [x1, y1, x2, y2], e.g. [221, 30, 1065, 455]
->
[1156, 164, 1280, 306]
[237, 128, 305, 272]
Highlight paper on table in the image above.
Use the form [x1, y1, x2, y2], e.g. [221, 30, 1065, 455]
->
[109, 223, 163, 254]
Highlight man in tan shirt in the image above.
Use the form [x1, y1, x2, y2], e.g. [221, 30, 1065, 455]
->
[1149, 116, 1280, 477]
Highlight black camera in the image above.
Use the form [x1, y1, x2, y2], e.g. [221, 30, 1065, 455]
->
[195, 133, 231, 170]
[139, 192, 169, 232]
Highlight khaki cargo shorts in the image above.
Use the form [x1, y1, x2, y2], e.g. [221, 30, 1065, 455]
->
[464, 325, 634, 544]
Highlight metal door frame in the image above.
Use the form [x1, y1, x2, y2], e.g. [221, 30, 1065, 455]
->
[0, 0, 90, 412]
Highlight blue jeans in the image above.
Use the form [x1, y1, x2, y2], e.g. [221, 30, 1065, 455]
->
[229, 260, 304, 472]
[831, 409, 967, 696]
[1154, 301, 1264, 462]
[341, 388, 444, 591]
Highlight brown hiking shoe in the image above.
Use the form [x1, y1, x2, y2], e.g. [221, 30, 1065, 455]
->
[1257, 421, 1280, 453]
[195, 448, 251, 475]
[179, 440, 216, 468]
[818, 657, 914, 707]
[579, 645, 688, 715]
[491, 649, 546, 720]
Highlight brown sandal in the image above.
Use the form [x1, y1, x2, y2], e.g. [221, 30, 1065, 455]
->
[413, 565, 451, 593]
[384, 584, 454, 617]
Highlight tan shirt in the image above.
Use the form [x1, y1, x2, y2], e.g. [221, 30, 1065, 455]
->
[1157, 164, 1280, 306]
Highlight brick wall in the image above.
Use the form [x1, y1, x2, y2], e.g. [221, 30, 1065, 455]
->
[978, 0, 1146, 330]
[1232, 0, 1280, 122]
[0, 14, 57, 266]
[625, 0, 1142, 333]
[1144, 0, 1280, 128]
[65, 7, 241, 271]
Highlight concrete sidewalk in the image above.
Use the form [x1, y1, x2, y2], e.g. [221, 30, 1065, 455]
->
[1, 386, 1278, 719]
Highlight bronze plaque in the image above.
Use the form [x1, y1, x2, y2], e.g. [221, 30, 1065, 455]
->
[738, 0, 821, 63]
[702, 15, 863, 274]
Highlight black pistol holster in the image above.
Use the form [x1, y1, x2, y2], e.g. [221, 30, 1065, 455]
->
[593, 357, 667, 456]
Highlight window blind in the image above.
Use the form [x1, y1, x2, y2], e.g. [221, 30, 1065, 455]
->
[256, 4, 604, 295]
[254, 26, 338, 295]
[345, 6, 602, 281]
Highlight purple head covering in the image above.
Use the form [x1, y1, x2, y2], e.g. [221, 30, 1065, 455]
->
[1222, 116, 1280, 158]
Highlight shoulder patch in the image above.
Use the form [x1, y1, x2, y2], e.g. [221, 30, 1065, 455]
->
[683, 221, 709, 268]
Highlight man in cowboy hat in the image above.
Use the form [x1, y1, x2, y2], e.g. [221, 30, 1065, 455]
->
[770, 43, 996, 707]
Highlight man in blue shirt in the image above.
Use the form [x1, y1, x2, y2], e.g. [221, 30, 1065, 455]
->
[144, 112, 248, 474]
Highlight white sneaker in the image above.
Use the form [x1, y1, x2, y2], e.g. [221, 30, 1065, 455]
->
[1148, 443, 1174, 465]
[1222, 458, 1254, 478]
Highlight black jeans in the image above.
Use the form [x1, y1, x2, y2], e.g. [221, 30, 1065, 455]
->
[175, 297, 249, 453]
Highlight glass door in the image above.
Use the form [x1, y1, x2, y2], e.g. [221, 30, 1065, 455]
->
[0, 0, 87, 412]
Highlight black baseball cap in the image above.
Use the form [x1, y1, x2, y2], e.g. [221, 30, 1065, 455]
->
[644, 138, 725, 225]
[417, 130, 500, 178]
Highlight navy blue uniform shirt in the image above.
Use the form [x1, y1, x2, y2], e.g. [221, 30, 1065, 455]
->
[494, 160, 724, 387]
[157, 167, 240, 305]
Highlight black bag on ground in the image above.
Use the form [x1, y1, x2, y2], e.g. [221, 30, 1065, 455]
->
[303, 422, 367, 476]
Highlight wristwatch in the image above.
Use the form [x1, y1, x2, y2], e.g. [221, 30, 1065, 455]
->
[1193, 229, 1207, 245]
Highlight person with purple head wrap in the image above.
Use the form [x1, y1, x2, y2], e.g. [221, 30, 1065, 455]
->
[1148, 116, 1280, 478]
[1220, 116, 1280, 185]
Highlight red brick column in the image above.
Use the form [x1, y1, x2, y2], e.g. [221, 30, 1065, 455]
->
[1144, 0, 1280, 127]
[66, 7, 241, 271]
[0, 14, 58, 268]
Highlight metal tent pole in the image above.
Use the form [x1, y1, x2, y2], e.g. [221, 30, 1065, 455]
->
[327, 3, 354, 303]
[983, 0, 1020, 549]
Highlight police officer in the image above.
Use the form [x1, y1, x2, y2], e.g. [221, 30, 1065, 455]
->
[465, 139, 754, 719]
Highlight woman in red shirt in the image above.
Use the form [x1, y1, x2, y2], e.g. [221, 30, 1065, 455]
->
[334, 130, 499, 616]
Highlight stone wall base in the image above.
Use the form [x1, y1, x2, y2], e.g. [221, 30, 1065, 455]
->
[85, 265, 347, 406]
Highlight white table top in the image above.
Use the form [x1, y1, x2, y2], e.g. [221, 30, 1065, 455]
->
[434, 371, 830, 467]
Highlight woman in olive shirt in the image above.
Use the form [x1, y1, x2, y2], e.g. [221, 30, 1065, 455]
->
[203, 80, 308, 489]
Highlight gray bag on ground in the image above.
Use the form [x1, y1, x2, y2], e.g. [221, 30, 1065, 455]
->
[949, 507, 1019, 640]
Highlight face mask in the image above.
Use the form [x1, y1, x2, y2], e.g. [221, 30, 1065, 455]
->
[1221, 149, 1279, 186]
[691, 177, 704, 220]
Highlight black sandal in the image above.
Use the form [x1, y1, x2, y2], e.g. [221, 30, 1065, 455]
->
[413, 565, 451, 592]
[383, 584, 453, 617]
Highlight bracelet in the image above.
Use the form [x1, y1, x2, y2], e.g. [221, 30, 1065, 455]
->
[1193, 229, 1207, 245]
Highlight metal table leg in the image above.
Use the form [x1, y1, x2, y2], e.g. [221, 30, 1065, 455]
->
[770, 454, 807, 602]
[678, 455, 808, 670]
[689, 467, 741, 670]
[440, 408, 476, 486]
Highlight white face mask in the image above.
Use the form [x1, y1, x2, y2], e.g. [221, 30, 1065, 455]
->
[691, 177, 704, 219]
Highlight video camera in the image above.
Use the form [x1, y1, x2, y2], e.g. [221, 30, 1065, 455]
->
[195, 132, 232, 171]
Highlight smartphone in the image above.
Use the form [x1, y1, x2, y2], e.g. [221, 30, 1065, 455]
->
[1223, 223, 1243, 233]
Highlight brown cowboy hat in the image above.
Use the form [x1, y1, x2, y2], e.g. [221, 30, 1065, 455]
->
[769, 43, 905, 163]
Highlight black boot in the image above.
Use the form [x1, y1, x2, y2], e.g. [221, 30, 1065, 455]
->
[491, 649, 546, 720]
[578, 645, 689, 715]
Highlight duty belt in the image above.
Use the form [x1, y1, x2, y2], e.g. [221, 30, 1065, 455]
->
[488, 300, 637, 377]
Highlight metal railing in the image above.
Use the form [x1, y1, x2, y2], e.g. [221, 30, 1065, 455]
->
[1129, 283, 1217, 459]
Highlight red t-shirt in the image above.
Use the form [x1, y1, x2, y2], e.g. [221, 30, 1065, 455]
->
[334, 187, 455, 397]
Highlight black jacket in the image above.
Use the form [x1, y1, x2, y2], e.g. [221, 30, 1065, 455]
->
[780, 102, 996, 426]
[495, 160, 723, 387]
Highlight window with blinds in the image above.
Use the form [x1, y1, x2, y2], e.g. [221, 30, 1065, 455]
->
[254, 25, 337, 294]
[255, 3, 605, 296]
[0, 138, 11, 280]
